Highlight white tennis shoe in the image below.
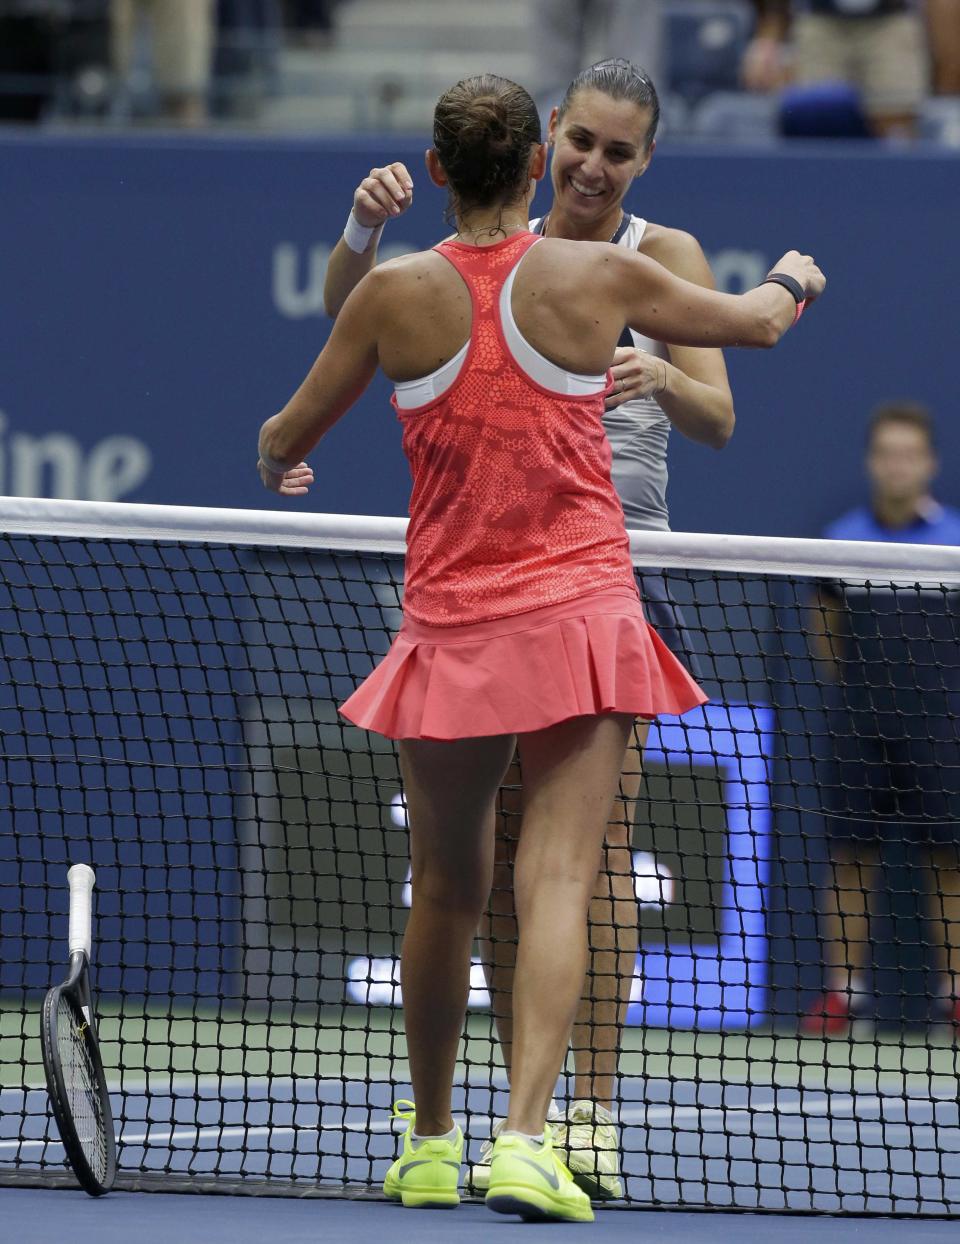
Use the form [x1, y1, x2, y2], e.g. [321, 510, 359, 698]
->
[554, 1099, 624, 1200]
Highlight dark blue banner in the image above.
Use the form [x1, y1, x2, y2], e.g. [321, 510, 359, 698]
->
[2, 132, 958, 537]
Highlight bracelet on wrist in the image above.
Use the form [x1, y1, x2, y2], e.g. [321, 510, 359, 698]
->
[763, 271, 805, 302]
[343, 210, 384, 254]
[762, 272, 807, 325]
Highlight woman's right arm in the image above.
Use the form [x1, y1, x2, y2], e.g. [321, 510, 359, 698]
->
[323, 163, 414, 318]
[259, 270, 383, 490]
[613, 246, 824, 350]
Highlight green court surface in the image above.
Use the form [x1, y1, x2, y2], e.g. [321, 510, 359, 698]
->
[4, 1001, 959, 1092]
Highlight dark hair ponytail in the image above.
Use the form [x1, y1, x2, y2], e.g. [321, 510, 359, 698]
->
[558, 58, 660, 149]
[433, 75, 542, 221]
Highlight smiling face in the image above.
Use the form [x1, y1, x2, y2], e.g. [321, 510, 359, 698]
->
[546, 89, 655, 239]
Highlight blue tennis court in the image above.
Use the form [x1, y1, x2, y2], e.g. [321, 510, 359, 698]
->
[5, 1184, 960, 1244]
[6, 1057, 960, 1213]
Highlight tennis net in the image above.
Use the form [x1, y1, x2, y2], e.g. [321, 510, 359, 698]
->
[2, 496, 960, 1214]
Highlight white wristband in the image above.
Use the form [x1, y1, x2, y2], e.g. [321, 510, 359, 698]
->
[343, 211, 383, 254]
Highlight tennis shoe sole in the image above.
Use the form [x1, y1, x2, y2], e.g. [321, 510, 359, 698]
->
[385, 1186, 460, 1209]
[384, 1159, 461, 1208]
[485, 1134, 594, 1223]
[486, 1187, 594, 1222]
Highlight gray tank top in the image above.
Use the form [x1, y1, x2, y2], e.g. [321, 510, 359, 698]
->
[531, 214, 671, 531]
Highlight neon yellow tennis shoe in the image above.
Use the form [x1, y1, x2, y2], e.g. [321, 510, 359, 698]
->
[382, 1100, 463, 1209]
[467, 1106, 564, 1194]
[485, 1130, 594, 1223]
[556, 1099, 624, 1200]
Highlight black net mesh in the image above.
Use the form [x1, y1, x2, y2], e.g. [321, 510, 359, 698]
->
[2, 522, 960, 1213]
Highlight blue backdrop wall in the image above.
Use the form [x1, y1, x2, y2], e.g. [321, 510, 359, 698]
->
[1, 131, 958, 538]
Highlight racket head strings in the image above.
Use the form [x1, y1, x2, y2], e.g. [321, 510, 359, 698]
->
[41, 954, 117, 1195]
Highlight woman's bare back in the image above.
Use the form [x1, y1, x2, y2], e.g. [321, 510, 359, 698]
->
[369, 237, 635, 384]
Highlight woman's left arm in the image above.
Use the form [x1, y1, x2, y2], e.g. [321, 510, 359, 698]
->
[258, 272, 382, 493]
[609, 227, 735, 450]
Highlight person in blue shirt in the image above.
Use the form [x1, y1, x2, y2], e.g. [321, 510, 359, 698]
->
[802, 402, 960, 1036]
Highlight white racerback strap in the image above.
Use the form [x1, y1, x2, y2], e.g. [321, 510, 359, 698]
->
[393, 239, 607, 410]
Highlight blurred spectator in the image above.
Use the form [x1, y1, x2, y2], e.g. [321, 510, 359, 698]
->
[0, 1, 109, 123]
[803, 403, 960, 1036]
[928, 0, 960, 94]
[530, 0, 663, 111]
[111, 0, 216, 126]
[214, 1, 283, 119]
[0, 0, 57, 121]
[742, 1, 960, 139]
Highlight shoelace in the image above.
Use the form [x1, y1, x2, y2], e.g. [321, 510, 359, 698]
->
[392, 1099, 417, 1128]
[478, 1117, 504, 1161]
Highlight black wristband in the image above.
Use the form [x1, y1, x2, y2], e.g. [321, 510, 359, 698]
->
[763, 272, 805, 304]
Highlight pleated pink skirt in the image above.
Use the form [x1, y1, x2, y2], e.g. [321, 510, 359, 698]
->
[339, 587, 707, 742]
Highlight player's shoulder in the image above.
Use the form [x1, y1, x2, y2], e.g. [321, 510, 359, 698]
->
[638, 221, 706, 265]
[371, 248, 444, 278]
[637, 221, 713, 284]
[359, 248, 449, 299]
[534, 234, 623, 273]
[535, 234, 597, 255]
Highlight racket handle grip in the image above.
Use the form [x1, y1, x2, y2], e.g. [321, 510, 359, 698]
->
[68, 863, 95, 957]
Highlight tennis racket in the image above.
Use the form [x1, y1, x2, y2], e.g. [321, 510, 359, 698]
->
[40, 863, 117, 1195]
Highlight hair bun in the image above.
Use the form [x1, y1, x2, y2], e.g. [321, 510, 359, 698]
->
[432, 74, 542, 216]
[461, 97, 510, 149]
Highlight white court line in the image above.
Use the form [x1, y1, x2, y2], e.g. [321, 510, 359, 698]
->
[4, 1093, 948, 1153]
[5, 1069, 957, 1098]
[4, 1118, 401, 1150]
[3, 1071, 516, 1096]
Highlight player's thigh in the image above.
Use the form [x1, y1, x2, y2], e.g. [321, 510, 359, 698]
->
[400, 734, 517, 889]
[516, 712, 633, 869]
[501, 717, 647, 864]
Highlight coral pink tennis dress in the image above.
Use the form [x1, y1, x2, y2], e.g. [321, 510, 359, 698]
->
[339, 231, 705, 740]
